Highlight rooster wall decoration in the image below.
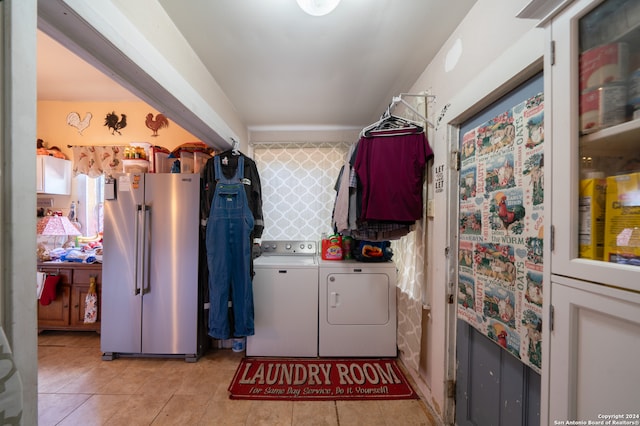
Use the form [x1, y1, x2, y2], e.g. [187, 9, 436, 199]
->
[66, 112, 93, 135]
[104, 111, 127, 135]
[145, 113, 170, 137]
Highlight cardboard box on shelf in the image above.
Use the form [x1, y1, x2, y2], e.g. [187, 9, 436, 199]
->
[579, 42, 629, 91]
[579, 177, 607, 260]
[604, 172, 640, 265]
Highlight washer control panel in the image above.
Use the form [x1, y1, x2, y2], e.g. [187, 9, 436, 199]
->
[260, 240, 317, 256]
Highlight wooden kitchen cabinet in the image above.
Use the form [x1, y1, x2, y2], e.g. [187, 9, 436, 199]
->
[37, 269, 71, 328]
[38, 263, 102, 333]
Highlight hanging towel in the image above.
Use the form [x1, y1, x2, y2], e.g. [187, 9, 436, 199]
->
[84, 276, 98, 324]
[40, 275, 61, 306]
[36, 272, 46, 300]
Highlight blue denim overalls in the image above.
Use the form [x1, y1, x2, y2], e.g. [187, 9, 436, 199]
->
[206, 155, 255, 339]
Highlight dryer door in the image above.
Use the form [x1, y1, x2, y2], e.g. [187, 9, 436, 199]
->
[326, 273, 390, 325]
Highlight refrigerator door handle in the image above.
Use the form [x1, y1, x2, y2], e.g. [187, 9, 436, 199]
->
[134, 204, 144, 295]
[141, 204, 151, 295]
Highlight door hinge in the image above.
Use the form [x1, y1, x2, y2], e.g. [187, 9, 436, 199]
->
[550, 40, 556, 66]
[446, 380, 456, 398]
[451, 150, 461, 171]
[550, 225, 555, 252]
[549, 304, 555, 332]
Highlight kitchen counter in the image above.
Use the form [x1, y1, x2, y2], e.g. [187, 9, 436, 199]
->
[39, 261, 101, 266]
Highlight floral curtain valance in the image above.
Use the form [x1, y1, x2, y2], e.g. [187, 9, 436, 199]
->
[71, 146, 126, 177]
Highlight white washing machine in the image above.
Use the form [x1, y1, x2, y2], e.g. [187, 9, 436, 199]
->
[246, 240, 318, 357]
[318, 259, 397, 357]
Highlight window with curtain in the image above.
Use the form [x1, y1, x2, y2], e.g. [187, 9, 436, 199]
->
[69, 145, 119, 237]
[252, 142, 350, 241]
[74, 174, 104, 237]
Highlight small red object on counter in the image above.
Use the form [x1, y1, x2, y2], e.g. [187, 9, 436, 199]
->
[322, 234, 343, 260]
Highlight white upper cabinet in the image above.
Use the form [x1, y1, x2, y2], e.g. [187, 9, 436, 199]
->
[37, 155, 72, 195]
[547, 0, 640, 292]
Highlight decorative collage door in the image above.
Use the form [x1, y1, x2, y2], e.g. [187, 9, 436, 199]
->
[455, 73, 543, 425]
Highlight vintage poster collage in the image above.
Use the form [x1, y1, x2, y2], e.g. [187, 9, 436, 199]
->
[457, 93, 544, 373]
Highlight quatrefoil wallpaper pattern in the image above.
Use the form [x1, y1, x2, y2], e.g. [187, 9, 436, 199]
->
[253, 142, 350, 241]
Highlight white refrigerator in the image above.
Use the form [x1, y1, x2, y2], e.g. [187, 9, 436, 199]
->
[101, 173, 202, 361]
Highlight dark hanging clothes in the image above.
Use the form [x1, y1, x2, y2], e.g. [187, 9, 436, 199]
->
[200, 150, 264, 240]
[199, 150, 264, 338]
[332, 130, 432, 241]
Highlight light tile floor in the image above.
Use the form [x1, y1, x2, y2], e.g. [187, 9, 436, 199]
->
[38, 331, 440, 425]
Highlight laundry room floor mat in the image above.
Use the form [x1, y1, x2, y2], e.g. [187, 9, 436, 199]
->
[228, 358, 419, 401]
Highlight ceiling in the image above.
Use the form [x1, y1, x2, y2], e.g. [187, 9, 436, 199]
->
[37, 0, 476, 131]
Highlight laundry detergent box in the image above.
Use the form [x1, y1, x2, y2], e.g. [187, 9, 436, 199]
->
[604, 172, 640, 265]
[579, 177, 607, 260]
[321, 234, 343, 260]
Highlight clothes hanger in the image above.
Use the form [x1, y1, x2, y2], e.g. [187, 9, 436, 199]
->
[390, 96, 433, 128]
[360, 105, 400, 136]
[231, 138, 240, 156]
[220, 138, 241, 165]
[362, 111, 423, 138]
[392, 94, 435, 129]
[359, 94, 433, 138]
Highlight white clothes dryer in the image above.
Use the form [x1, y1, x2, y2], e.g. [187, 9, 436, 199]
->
[318, 259, 397, 357]
[246, 240, 318, 357]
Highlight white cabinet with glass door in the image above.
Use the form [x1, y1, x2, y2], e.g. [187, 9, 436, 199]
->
[538, 0, 640, 422]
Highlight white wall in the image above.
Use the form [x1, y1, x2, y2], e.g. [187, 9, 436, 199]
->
[4, 0, 39, 424]
[406, 0, 545, 421]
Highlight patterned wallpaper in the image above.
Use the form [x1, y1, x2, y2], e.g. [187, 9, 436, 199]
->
[253, 142, 351, 241]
